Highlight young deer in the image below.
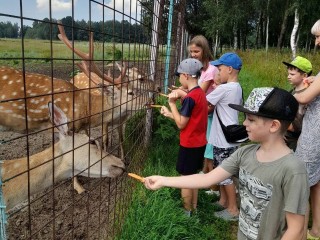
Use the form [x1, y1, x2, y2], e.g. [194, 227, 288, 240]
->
[1, 103, 125, 212]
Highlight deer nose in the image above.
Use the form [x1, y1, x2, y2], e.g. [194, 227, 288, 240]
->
[128, 91, 134, 96]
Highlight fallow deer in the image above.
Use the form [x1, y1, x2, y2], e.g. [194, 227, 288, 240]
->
[2, 103, 125, 212]
[56, 22, 150, 151]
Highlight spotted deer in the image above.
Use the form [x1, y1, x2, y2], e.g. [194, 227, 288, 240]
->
[56, 22, 150, 151]
[1, 103, 125, 212]
[0, 18, 150, 131]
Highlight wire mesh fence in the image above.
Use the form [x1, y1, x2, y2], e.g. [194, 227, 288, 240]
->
[0, 0, 188, 239]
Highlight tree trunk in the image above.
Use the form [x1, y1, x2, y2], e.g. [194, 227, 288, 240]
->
[277, 0, 290, 49]
[265, 0, 270, 52]
[290, 8, 299, 59]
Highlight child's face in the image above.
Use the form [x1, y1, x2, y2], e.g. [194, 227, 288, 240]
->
[243, 114, 273, 142]
[217, 65, 230, 83]
[189, 44, 203, 62]
[287, 68, 306, 87]
[315, 34, 320, 46]
[214, 72, 221, 85]
[178, 73, 188, 88]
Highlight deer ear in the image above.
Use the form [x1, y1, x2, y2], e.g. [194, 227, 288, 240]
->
[48, 102, 69, 137]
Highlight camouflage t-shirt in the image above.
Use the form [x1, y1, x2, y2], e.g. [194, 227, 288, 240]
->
[221, 144, 309, 240]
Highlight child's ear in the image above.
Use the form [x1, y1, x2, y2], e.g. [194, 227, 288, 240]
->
[270, 119, 281, 133]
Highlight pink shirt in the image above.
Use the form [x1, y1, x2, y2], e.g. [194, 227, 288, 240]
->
[198, 64, 218, 95]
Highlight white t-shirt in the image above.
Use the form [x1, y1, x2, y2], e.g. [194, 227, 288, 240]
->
[206, 82, 243, 148]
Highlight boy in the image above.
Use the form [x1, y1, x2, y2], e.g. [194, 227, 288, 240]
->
[206, 52, 243, 220]
[282, 56, 312, 150]
[160, 58, 208, 216]
[145, 87, 309, 240]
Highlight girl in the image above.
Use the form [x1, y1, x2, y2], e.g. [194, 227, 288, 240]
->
[294, 19, 320, 240]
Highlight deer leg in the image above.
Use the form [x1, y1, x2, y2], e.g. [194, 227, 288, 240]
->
[103, 122, 108, 150]
[73, 176, 86, 194]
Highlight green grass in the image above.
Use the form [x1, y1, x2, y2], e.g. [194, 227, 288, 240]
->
[0, 38, 155, 65]
[117, 141, 237, 240]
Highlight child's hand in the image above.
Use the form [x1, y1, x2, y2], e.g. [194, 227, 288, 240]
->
[168, 91, 179, 103]
[160, 106, 171, 117]
[172, 89, 187, 99]
[144, 176, 165, 190]
[303, 76, 315, 87]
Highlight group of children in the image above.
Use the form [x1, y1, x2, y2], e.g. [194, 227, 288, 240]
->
[143, 19, 320, 239]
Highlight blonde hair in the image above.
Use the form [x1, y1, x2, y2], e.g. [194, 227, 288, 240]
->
[311, 19, 320, 35]
[188, 35, 213, 70]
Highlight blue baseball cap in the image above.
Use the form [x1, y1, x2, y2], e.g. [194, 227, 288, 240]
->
[210, 52, 242, 70]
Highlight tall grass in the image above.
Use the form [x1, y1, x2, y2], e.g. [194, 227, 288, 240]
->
[238, 49, 320, 98]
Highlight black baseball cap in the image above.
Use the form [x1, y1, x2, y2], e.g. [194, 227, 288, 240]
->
[229, 87, 298, 121]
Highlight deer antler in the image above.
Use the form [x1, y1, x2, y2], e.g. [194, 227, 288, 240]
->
[57, 21, 125, 86]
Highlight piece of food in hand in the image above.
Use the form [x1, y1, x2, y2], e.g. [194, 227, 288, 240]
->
[128, 173, 145, 183]
[150, 104, 163, 108]
[303, 79, 310, 88]
[159, 93, 169, 98]
[145, 104, 163, 108]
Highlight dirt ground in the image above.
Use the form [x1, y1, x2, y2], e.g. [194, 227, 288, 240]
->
[0, 62, 150, 239]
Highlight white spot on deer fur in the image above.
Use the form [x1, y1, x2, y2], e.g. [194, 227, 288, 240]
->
[29, 83, 34, 87]
[40, 98, 44, 102]
[1, 95, 5, 99]
[30, 99, 39, 104]
[8, 80, 13, 84]
[0, 106, 3, 110]
[18, 105, 25, 109]
[30, 109, 42, 113]
[66, 98, 70, 102]
[40, 105, 47, 109]
[12, 92, 17, 96]
[16, 79, 21, 83]
[44, 88, 48, 91]
[63, 108, 68, 112]
[2, 75, 8, 80]
[20, 87, 24, 90]
[5, 110, 13, 113]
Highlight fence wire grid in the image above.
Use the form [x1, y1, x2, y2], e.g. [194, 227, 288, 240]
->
[0, 0, 189, 239]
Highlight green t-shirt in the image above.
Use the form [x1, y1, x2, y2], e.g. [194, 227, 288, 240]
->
[221, 144, 309, 240]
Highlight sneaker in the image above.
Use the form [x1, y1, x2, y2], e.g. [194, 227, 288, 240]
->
[214, 209, 239, 221]
[205, 189, 220, 197]
[182, 208, 192, 217]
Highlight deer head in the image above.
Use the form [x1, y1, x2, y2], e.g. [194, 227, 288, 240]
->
[1, 103, 125, 212]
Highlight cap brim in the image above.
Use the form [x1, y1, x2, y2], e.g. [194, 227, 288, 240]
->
[228, 104, 253, 115]
[210, 60, 222, 66]
[282, 61, 294, 68]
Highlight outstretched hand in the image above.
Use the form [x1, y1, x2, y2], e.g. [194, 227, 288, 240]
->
[144, 176, 165, 190]
[160, 106, 172, 118]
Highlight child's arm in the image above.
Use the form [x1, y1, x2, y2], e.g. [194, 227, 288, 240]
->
[144, 166, 231, 190]
[281, 212, 305, 240]
[168, 91, 189, 129]
[294, 75, 320, 104]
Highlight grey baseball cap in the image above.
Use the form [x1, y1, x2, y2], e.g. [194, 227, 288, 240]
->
[175, 58, 203, 78]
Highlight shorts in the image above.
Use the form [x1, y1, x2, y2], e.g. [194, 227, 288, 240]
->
[213, 146, 238, 185]
[176, 145, 206, 175]
[204, 114, 214, 160]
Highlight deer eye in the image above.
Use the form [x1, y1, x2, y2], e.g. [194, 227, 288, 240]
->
[128, 91, 134, 96]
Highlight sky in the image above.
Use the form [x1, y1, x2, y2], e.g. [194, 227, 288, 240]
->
[0, 0, 142, 26]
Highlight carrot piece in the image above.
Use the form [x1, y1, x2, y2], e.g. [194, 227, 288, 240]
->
[128, 173, 145, 183]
